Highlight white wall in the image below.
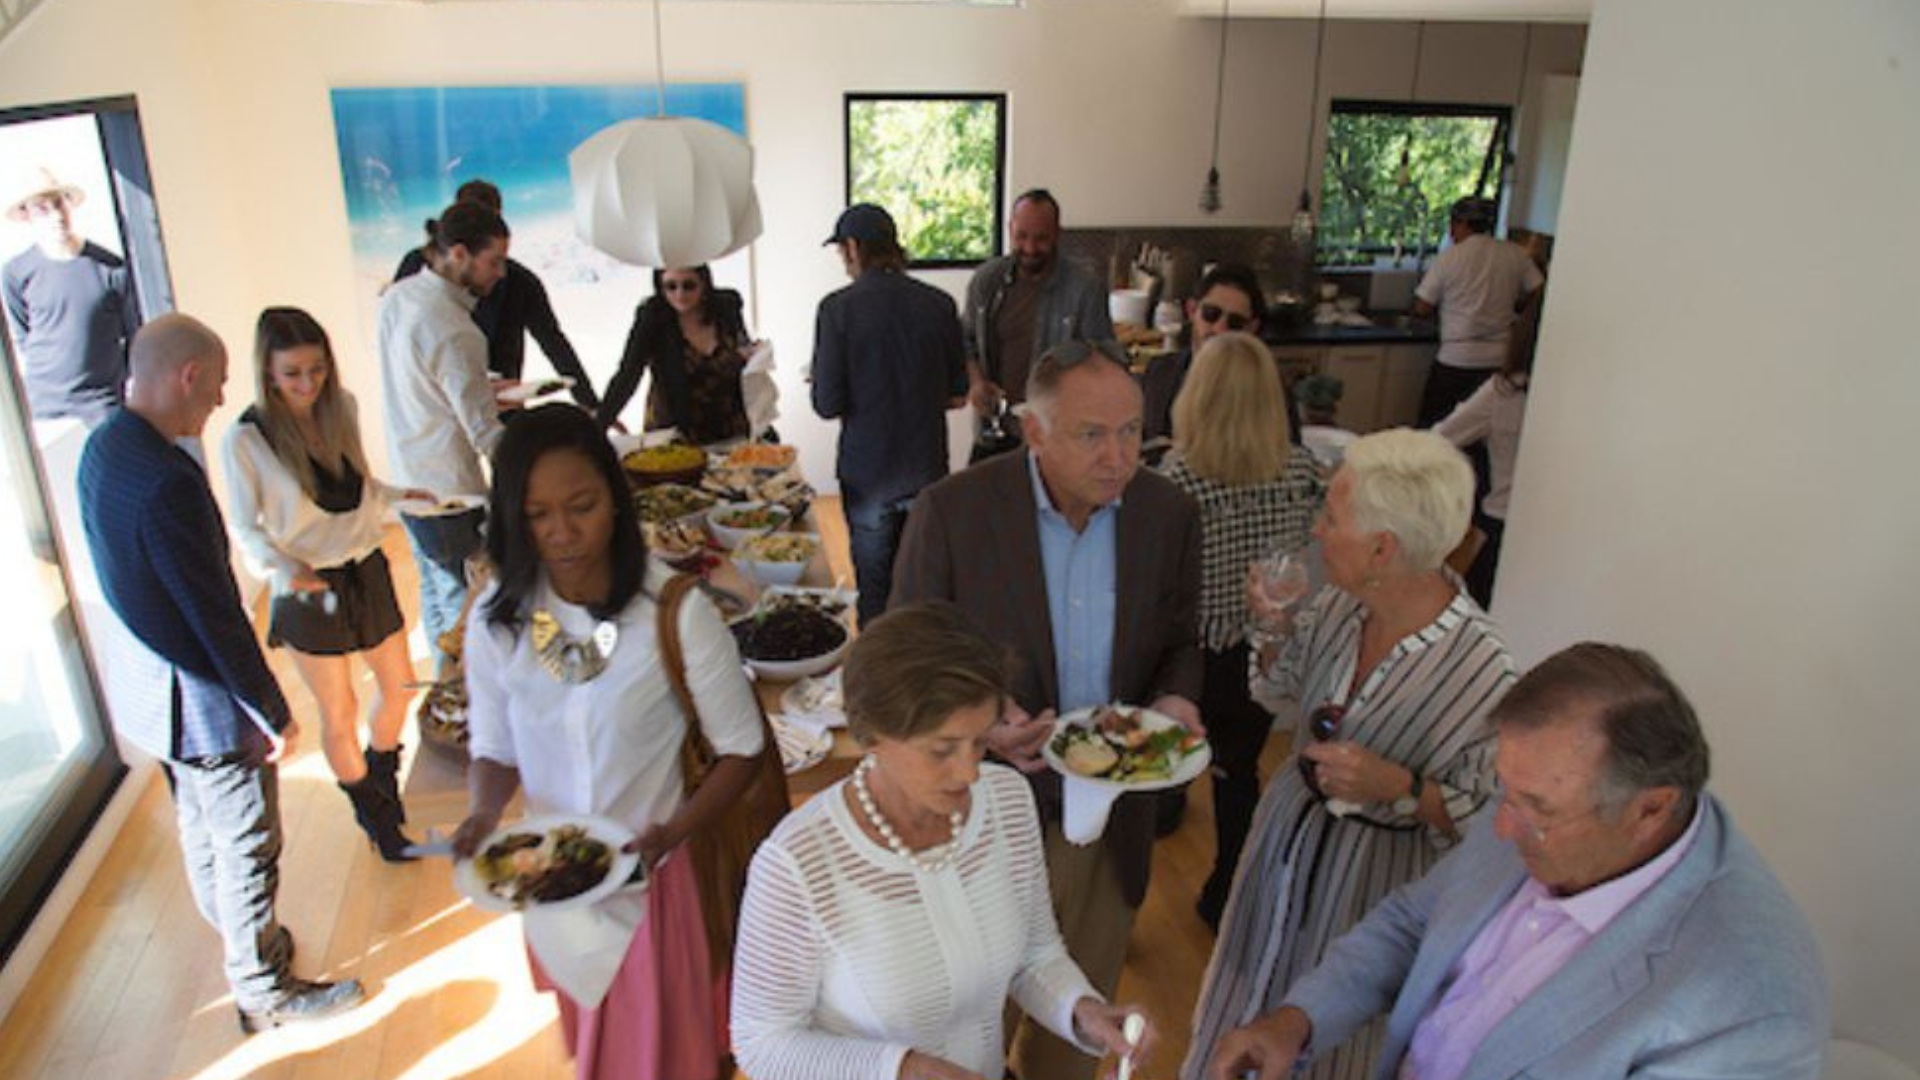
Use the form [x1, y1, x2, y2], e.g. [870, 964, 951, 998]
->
[1498, 0, 1920, 1065]
[0, 0, 1580, 498]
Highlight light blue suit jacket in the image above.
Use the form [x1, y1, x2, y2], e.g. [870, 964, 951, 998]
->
[1284, 794, 1829, 1080]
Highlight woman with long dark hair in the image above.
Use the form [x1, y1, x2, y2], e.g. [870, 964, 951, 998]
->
[450, 404, 764, 1080]
[598, 265, 752, 443]
[221, 306, 423, 860]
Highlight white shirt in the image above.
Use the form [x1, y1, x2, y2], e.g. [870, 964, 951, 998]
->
[1416, 234, 1544, 370]
[464, 565, 764, 1004]
[377, 269, 505, 497]
[731, 764, 1101, 1080]
[220, 398, 395, 594]
[1433, 375, 1528, 519]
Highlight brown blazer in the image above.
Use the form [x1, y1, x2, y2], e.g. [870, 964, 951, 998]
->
[890, 450, 1203, 903]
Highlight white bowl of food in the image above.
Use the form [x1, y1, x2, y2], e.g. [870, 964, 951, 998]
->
[732, 532, 819, 588]
[707, 501, 792, 551]
[730, 604, 851, 681]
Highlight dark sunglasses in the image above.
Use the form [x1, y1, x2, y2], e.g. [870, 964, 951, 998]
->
[1198, 303, 1252, 331]
[661, 279, 701, 293]
[1039, 338, 1130, 368]
[1297, 701, 1347, 798]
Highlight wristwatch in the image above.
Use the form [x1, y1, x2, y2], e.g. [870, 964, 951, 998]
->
[1392, 770, 1425, 816]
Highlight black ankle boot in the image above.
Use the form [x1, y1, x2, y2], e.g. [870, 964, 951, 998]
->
[364, 745, 407, 824]
[339, 777, 416, 863]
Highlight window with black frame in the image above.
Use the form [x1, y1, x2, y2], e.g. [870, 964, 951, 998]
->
[1317, 100, 1513, 267]
[844, 93, 1006, 269]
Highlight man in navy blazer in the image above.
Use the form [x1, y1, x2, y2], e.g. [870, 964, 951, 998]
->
[1208, 643, 1828, 1080]
[79, 313, 363, 1032]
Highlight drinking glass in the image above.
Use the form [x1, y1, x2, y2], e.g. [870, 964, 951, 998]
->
[1248, 549, 1311, 645]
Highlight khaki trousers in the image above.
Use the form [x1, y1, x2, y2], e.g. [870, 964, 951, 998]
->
[1007, 820, 1138, 1080]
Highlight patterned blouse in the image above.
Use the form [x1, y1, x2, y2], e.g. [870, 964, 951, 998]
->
[1160, 447, 1327, 651]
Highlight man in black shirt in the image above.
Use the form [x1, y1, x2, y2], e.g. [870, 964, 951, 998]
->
[391, 178, 599, 410]
[811, 204, 966, 626]
[2, 166, 140, 426]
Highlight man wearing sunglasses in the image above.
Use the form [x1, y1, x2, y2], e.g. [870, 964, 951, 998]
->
[959, 189, 1113, 463]
[1140, 262, 1266, 461]
[1208, 643, 1827, 1080]
[893, 339, 1202, 1080]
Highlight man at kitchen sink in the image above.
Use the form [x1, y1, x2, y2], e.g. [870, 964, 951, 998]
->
[1412, 197, 1544, 430]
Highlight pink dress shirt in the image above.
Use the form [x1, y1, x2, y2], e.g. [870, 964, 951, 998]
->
[1399, 802, 1706, 1080]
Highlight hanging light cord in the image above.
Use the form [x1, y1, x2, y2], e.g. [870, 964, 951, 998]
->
[1207, 0, 1230, 175]
[651, 0, 667, 118]
[1298, 0, 1329, 199]
[1512, 23, 1534, 105]
[1409, 20, 1425, 101]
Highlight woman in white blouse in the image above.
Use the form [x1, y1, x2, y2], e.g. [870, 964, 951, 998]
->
[450, 404, 763, 1080]
[221, 307, 427, 860]
[731, 602, 1149, 1080]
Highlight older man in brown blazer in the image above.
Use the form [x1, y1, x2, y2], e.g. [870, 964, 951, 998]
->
[892, 340, 1203, 1080]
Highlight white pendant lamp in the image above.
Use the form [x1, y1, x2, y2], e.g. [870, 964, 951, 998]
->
[567, 0, 762, 268]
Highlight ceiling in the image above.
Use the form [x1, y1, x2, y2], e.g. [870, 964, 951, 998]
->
[1174, 0, 1591, 21]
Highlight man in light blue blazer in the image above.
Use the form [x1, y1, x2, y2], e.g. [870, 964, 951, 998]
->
[1209, 643, 1828, 1080]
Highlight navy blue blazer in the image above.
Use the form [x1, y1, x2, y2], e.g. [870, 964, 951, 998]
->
[79, 409, 291, 762]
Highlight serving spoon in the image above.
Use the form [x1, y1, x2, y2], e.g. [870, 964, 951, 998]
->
[1116, 1011, 1146, 1080]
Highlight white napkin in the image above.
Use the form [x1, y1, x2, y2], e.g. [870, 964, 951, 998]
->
[521, 878, 648, 1008]
[1061, 774, 1126, 845]
[779, 709, 840, 739]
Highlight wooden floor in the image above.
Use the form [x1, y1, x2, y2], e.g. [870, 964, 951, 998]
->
[0, 495, 1286, 1080]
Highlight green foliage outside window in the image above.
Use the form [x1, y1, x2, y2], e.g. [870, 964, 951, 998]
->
[847, 96, 1003, 266]
[1317, 105, 1507, 266]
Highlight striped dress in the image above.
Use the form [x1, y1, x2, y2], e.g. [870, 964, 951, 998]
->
[1181, 583, 1515, 1080]
[731, 763, 1099, 1080]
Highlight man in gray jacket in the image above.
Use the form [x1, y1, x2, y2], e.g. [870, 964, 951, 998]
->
[961, 188, 1111, 462]
[1206, 643, 1828, 1080]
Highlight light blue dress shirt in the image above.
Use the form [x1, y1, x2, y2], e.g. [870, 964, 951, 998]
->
[1025, 452, 1119, 712]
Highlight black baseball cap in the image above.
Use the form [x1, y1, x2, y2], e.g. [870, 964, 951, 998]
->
[824, 203, 897, 246]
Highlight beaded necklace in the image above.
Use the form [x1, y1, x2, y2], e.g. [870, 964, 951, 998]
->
[850, 756, 966, 874]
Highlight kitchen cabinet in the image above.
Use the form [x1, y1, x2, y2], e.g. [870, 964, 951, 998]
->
[1323, 346, 1386, 432]
[1380, 345, 1433, 430]
[1261, 334, 1436, 433]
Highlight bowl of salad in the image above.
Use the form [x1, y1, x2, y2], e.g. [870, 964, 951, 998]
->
[732, 532, 819, 587]
[707, 500, 791, 551]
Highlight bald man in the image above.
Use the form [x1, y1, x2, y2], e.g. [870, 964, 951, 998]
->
[79, 314, 364, 1032]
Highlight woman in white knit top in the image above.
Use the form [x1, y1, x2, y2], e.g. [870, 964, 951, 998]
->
[731, 603, 1152, 1080]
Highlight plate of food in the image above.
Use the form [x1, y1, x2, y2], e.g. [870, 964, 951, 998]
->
[455, 813, 641, 913]
[392, 492, 486, 517]
[633, 483, 718, 526]
[730, 603, 850, 681]
[723, 443, 798, 472]
[1044, 704, 1210, 792]
[497, 376, 576, 405]
[778, 669, 845, 723]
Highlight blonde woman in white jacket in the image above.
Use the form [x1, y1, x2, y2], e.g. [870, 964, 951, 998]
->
[222, 306, 428, 861]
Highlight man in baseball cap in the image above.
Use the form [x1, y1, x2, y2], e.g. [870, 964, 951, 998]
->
[3, 164, 140, 426]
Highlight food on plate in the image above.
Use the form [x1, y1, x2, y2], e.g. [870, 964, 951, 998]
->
[737, 533, 816, 564]
[623, 443, 706, 474]
[644, 519, 709, 558]
[471, 824, 615, 908]
[725, 443, 797, 470]
[1050, 705, 1202, 782]
[713, 504, 788, 530]
[417, 677, 469, 749]
[633, 483, 717, 524]
[731, 607, 848, 663]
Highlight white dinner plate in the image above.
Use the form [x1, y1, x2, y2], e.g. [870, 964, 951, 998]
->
[455, 813, 641, 913]
[1042, 705, 1211, 793]
[392, 492, 485, 517]
[497, 376, 576, 405]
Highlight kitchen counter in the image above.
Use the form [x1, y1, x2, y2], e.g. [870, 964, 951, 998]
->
[1266, 318, 1437, 346]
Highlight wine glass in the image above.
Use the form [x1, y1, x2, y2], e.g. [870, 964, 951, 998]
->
[1248, 549, 1311, 646]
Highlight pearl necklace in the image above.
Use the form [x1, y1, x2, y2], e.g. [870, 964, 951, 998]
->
[851, 756, 966, 874]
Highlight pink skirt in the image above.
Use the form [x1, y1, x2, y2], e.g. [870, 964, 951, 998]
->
[527, 852, 730, 1080]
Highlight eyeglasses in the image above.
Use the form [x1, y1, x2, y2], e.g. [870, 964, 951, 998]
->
[1198, 303, 1252, 331]
[1297, 701, 1346, 798]
[660, 279, 701, 294]
[1495, 786, 1607, 843]
[1038, 338, 1130, 369]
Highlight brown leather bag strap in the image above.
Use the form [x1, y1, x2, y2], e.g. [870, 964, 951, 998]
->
[654, 573, 717, 792]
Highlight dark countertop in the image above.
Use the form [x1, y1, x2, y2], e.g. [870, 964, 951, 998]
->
[1265, 317, 1438, 346]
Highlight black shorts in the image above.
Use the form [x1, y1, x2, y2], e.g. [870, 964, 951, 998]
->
[267, 549, 405, 656]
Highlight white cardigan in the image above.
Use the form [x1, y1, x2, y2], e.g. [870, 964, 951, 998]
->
[731, 763, 1101, 1080]
[220, 401, 397, 595]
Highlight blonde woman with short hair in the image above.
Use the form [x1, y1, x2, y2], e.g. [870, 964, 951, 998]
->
[1157, 331, 1326, 926]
